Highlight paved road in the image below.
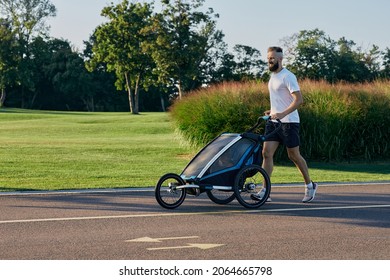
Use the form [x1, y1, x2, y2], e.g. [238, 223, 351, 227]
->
[0, 183, 389, 260]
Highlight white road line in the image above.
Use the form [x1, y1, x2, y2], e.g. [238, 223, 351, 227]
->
[1, 204, 389, 225]
[0, 181, 389, 196]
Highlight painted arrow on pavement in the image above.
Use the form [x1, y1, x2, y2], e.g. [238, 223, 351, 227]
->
[147, 243, 224, 251]
[126, 236, 199, 243]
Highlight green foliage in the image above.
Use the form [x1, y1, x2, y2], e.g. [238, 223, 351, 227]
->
[43, 38, 97, 111]
[381, 47, 390, 78]
[142, 0, 221, 98]
[232, 44, 266, 80]
[0, 19, 18, 106]
[285, 29, 338, 82]
[3, 2, 390, 113]
[170, 81, 269, 145]
[283, 28, 383, 83]
[0, 0, 56, 40]
[4, 37, 126, 111]
[86, 0, 155, 114]
[299, 81, 390, 161]
[0, 0, 56, 107]
[170, 80, 390, 162]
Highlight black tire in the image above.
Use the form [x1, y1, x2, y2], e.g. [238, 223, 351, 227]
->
[155, 173, 186, 209]
[206, 189, 236, 204]
[233, 165, 271, 209]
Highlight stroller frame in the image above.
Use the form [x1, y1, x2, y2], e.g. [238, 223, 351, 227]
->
[155, 116, 281, 209]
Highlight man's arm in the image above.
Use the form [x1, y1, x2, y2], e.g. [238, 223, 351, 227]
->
[270, 91, 303, 120]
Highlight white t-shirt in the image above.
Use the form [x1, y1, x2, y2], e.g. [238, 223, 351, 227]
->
[268, 68, 300, 123]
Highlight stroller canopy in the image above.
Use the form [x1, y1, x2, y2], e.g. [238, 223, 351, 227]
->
[182, 133, 256, 179]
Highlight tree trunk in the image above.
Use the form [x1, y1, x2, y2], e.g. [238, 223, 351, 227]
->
[177, 80, 183, 99]
[160, 93, 165, 112]
[81, 96, 95, 112]
[0, 88, 6, 107]
[134, 74, 140, 114]
[124, 72, 136, 114]
[90, 96, 95, 112]
[29, 91, 38, 109]
[21, 88, 25, 108]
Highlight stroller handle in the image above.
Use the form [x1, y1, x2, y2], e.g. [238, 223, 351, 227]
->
[246, 115, 281, 133]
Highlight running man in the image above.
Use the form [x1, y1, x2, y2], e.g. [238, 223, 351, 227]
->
[252, 46, 318, 203]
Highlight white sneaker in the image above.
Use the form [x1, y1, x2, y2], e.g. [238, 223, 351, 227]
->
[302, 182, 318, 203]
[250, 188, 272, 202]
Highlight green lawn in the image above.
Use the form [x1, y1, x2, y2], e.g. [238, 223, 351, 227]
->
[1, 108, 389, 192]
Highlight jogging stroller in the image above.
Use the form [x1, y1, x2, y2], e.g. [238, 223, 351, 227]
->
[155, 116, 281, 209]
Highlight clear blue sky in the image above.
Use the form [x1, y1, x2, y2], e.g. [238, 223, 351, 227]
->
[48, 0, 390, 58]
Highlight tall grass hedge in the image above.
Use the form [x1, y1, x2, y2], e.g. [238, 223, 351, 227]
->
[170, 80, 390, 162]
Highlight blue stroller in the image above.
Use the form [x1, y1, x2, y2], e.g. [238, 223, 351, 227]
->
[155, 116, 281, 209]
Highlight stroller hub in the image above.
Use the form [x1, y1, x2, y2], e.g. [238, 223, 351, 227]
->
[245, 183, 256, 191]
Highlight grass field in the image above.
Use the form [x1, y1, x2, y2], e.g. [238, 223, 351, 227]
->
[1, 108, 389, 192]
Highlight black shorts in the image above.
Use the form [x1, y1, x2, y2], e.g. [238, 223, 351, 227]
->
[265, 122, 300, 148]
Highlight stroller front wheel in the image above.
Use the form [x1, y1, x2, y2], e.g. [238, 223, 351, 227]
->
[233, 165, 271, 209]
[155, 173, 186, 209]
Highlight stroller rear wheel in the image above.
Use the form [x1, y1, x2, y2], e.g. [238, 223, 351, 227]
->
[206, 189, 235, 204]
[155, 173, 186, 209]
[233, 165, 271, 208]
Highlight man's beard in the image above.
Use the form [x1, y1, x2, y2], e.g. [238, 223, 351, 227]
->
[268, 61, 279, 72]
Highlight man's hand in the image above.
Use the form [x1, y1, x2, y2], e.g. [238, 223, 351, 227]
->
[270, 112, 285, 120]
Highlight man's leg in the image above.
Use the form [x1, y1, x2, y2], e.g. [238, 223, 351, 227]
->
[251, 141, 280, 202]
[262, 141, 279, 177]
[286, 146, 311, 184]
[287, 146, 318, 202]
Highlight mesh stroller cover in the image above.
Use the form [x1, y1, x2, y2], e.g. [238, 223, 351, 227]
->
[182, 134, 258, 181]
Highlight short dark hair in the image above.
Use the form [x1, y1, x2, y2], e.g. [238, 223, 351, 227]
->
[267, 46, 283, 53]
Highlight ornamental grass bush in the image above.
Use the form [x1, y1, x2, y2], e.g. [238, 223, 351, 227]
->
[170, 80, 390, 162]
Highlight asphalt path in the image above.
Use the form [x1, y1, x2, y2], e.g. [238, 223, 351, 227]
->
[0, 183, 389, 260]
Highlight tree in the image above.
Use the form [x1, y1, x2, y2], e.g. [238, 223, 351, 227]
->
[0, 19, 18, 107]
[283, 29, 338, 82]
[282, 29, 383, 83]
[44, 39, 97, 111]
[381, 47, 390, 79]
[0, 0, 56, 42]
[335, 38, 381, 82]
[143, 0, 220, 99]
[232, 44, 265, 80]
[199, 30, 236, 83]
[83, 37, 127, 112]
[86, 0, 155, 114]
[202, 42, 265, 83]
[335, 38, 367, 82]
[362, 44, 381, 81]
[0, 0, 56, 107]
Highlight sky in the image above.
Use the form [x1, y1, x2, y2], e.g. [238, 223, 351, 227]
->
[47, 0, 390, 59]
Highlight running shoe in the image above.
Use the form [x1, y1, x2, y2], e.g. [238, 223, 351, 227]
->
[250, 188, 272, 202]
[302, 182, 318, 203]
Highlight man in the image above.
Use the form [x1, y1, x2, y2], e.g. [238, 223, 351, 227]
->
[252, 46, 318, 203]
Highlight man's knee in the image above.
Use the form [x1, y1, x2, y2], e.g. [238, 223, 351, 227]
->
[287, 147, 301, 162]
[262, 142, 279, 159]
[262, 148, 274, 160]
